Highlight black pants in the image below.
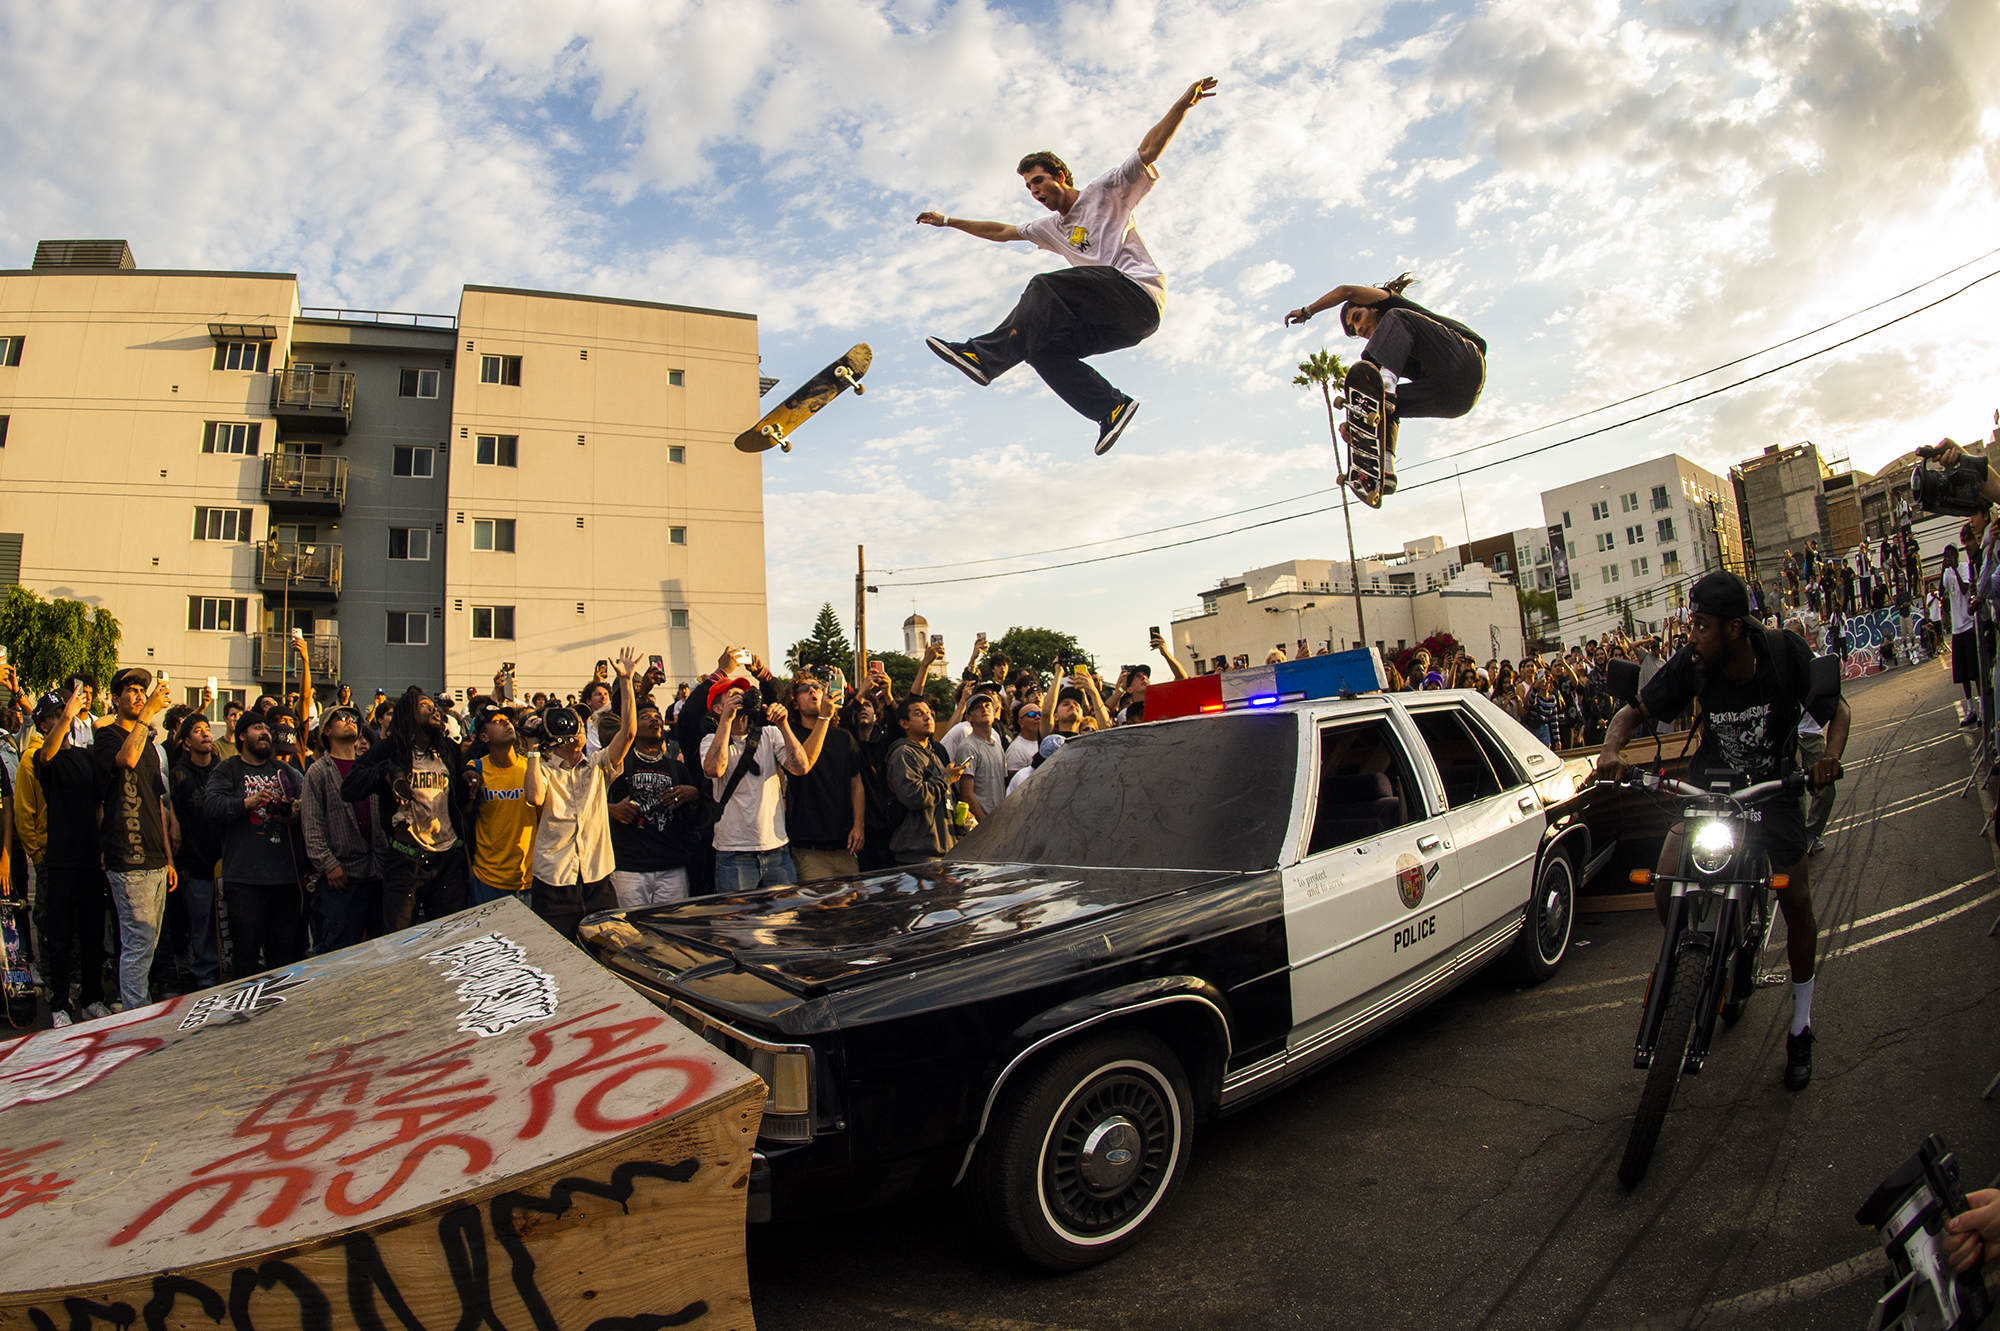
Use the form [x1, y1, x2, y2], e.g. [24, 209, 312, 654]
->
[532, 876, 617, 942]
[382, 850, 469, 934]
[1364, 309, 1485, 419]
[224, 879, 305, 978]
[39, 864, 107, 1016]
[966, 266, 1160, 421]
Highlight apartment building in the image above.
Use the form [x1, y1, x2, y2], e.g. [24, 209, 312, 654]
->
[1541, 455, 1743, 644]
[1730, 441, 1831, 580]
[0, 240, 767, 711]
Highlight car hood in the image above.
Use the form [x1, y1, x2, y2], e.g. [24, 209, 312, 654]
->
[615, 859, 1241, 994]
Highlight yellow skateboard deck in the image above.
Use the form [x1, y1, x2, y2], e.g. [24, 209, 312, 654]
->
[734, 343, 872, 452]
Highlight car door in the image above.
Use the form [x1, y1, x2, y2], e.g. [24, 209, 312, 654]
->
[1404, 703, 1542, 940]
[1281, 714, 1463, 1040]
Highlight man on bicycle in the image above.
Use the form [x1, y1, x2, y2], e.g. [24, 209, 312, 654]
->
[1595, 572, 1850, 1090]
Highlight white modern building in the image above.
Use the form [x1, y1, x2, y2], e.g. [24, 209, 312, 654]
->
[1540, 455, 1743, 645]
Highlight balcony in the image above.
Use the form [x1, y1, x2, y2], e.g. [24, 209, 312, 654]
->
[270, 365, 355, 436]
[252, 633, 341, 683]
[261, 452, 347, 514]
[257, 541, 342, 601]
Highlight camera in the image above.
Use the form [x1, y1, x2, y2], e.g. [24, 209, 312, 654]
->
[536, 705, 579, 751]
[737, 695, 771, 731]
[1910, 446, 1989, 517]
[1855, 1133, 1991, 1331]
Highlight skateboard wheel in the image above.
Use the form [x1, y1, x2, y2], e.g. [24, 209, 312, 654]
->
[853, 383, 866, 395]
[1333, 395, 1345, 410]
[780, 439, 792, 453]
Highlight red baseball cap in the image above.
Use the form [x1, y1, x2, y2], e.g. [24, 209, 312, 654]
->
[707, 676, 755, 711]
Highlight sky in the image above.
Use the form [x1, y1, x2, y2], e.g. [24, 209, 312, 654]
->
[4, 0, 1997, 669]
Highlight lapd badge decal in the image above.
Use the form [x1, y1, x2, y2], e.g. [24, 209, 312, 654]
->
[1395, 852, 1425, 910]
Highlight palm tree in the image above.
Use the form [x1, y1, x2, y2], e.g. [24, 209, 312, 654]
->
[1295, 349, 1367, 651]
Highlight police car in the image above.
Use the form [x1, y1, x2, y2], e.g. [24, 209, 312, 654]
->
[579, 651, 1610, 1270]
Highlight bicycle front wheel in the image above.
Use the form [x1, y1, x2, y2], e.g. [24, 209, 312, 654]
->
[1620, 949, 1707, 1189]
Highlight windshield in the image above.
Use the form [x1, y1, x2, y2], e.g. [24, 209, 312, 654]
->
[948, 713, 1299, 871]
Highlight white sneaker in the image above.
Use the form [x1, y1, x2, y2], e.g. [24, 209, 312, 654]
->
[1810, 837, 1827, 855]
[82, 1001, 110, 1021]
[50, 1010, 71, 1028]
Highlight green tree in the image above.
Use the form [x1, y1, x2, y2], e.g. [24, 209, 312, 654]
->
[785, 603, 854, 676]
[989, 627, 1092, 681]
[859, 649, 960, 719]
[0, 585, 122, 709]
[1518, 587, 1559, 647]
[1295, 348, 1367, 650]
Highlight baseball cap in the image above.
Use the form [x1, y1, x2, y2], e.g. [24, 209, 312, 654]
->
[1686, 571, 1758, 626]
[1038, 733, 1067, 761]
[34, 691, 65, 723]
[707, 676, 755, 711]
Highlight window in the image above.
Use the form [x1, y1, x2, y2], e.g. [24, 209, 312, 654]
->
[1596, 532, 1614, 553]
[398, 368, 441, 398]
[388, 527, 430, 560]
[392, 446, 434, 478]
[202, 421, 261, 455]
[474, 434, 517, 467]
[669, 526, 687, 544]
[1568, 541, 1577, 560]
[668, 446, 685, 463]
[0, 336, 22, 366]
[1632, 556, 1649, 577]
[186, 596, 249, 631]
[479, 355, 522, 385]
[1306, 721, 1422, 855]
[1640, 589, 1655, 608]
[1602, 564, 1621, 584]
[1625, 524, 1644, 545]
[191, 507, 254, 542]
[1662, 549, 1682, 574]
[0, 417, 8, 448]
[1657, 517, 1677, 543]
[1590, 500, 1609, 521]
[386, 612, 429, 645]
[1561, 510, 1572, 528]
[471, 518, 516, 552]
[470, 605, 516, 640]
[1620, 491, 1639, 512]
[667, 369, 684, 387]
[671, 609, 688, 628]
[211, 341, 271, 372]
[1410, 710, 1504, 807]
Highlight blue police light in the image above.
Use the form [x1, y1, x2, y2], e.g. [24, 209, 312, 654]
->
[1247, 695, 1280, 706]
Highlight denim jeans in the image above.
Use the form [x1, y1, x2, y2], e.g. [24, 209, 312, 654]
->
[609, 868, 691, 909]
[312, 876, 381, 954]
[468, 875, 530, 907]
[965, 267, 1160, 422]
[714, 848, 797, 895]
[104, 867, 170, 1011]
[180, 877, 220, 988]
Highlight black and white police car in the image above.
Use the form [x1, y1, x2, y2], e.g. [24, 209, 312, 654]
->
[579, 662, 1610, 1269]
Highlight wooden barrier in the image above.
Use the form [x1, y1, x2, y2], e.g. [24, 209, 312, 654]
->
[0, 896, 763, 1330]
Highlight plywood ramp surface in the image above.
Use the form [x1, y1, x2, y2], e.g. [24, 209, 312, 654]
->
[0, 895, 763, 1330]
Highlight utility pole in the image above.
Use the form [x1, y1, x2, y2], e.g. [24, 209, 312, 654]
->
[854, 545, 867, 689]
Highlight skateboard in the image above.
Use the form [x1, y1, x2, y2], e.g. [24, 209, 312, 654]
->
[1335, 359, 1397, 508]
[734, 343, 872, 453]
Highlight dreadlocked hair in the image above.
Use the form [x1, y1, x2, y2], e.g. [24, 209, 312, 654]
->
[388, 684, 439, 754]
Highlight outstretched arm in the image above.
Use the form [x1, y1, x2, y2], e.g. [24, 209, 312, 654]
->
[915, 213, 1020, 242]
[1138, 77, 1218, 166]
[1286, 284, 1390, 326]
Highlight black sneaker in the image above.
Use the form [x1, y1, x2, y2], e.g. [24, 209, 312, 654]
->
[1095, 398, 1140, 455]
[1784, 1025, 1814, 1090]
[925, 337, 989, 386]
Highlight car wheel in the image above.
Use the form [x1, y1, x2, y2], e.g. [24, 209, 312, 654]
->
[1504, 847, 1575, 984]
[970, 1029, 1193, 1270]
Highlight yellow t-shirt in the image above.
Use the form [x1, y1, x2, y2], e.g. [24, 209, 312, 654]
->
[471, 755, 538, 892]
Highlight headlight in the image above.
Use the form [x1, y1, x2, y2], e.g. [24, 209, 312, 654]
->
[1690, 820, 1735, 875]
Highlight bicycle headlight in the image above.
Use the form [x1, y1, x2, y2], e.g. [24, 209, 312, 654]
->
[1690, 819, 1735, 875]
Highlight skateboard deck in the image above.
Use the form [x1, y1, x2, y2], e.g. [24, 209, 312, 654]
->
[735, 343, 872, 453]
[1337, 359, 1396, 508]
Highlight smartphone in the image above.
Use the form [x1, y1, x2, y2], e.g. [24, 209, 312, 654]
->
[291, 627, 304, 640]
[649, 654, 664, 674]
[1149, 626, 1161, 639]
[731, 649, 751, 667]
[70, 676, 86, 695]
[976, 632, 987, 646]
[596, 658, 610, 673]
[0, 644, 7, 664]
[208, 675, 218, 695]
[931, 634, 943, 648]
[501, 661, 516, 674]
[157, 669, 170, 684]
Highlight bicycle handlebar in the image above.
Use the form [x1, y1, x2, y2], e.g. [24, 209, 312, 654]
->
[1621, 769, 1814, 801]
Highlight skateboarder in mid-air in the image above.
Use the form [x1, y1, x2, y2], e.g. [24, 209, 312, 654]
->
[916, 76, 1218, 455]
[1284, 275, 1488, 499]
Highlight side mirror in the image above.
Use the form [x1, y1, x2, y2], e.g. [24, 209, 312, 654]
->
[1606, 659, 1641, 708]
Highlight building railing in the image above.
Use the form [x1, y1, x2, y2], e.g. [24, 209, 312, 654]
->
[297, 307, 458, 330]
[1170, 605, 1210, 622]
[261, 452, 347, 507]
[257, 541, 342, 595]
[251, 633, 341, 680]
[271, 366, 355, 418]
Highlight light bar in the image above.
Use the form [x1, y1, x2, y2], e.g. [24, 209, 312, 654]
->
[1146, 647, 1388, 721]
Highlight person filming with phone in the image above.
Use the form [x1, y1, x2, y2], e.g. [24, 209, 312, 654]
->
[700, 671, 824, 893]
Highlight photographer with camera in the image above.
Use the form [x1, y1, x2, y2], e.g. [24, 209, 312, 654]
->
[701, 671, 825, 893]
[525, 648, 639, 940]
[338, 685, 470, 932]
[201, 710, 308, 975]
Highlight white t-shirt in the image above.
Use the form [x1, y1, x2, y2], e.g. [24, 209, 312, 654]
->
[531, 746, 620, 885]
[945, 726, 1007, 814]
[1006, 763, 1036, 797]
[1944, 567, 1975, 635]
[1018, 151, 1165, 307]
[700, 726, 789, 853]
[1004, 734, 1038, 775]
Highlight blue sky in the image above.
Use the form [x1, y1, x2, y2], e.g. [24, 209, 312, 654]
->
[4, 0, 1997, 668]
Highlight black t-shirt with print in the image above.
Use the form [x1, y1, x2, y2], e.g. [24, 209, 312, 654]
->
[608, 749, 699, 872]
[1640, 630, 1826, 785]
[93, 724, 169, 871]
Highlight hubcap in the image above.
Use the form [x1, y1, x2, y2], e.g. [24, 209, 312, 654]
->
[1078, 1116, 1141, 1194]
[1539, 864, 1573, 960]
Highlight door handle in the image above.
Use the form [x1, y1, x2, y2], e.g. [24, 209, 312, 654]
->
[1518, 795, 1540, 815]
[1417, 835, 1443, 853]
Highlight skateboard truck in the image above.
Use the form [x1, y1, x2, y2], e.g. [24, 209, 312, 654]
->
[835, 365, 866, 396]
[761, 423, 792, 453]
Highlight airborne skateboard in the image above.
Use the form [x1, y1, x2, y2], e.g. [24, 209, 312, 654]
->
[734, 343, 872, 453]
[1336, 359, 1397, 508]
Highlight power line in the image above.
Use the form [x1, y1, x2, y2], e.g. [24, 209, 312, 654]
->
[875, 264, 2000, 589]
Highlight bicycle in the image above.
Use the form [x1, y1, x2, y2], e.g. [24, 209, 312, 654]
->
[1614, 765, 1817, 1189]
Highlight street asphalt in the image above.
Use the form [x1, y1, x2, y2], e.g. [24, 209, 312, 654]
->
[745, 657, 2000, 1330]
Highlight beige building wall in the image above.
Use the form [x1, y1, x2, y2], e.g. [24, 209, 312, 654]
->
[446, 287, 767, 700]
[0, 267, 299, 701]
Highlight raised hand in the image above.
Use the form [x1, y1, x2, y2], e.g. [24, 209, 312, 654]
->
[613, 646, 640, 679]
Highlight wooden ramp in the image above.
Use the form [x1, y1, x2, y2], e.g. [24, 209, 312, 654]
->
[0, 896, 763, 1330]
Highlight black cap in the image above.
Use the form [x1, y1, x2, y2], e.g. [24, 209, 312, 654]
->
[34, 691, 65, 722]
[1686, 571, 1758, 626]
